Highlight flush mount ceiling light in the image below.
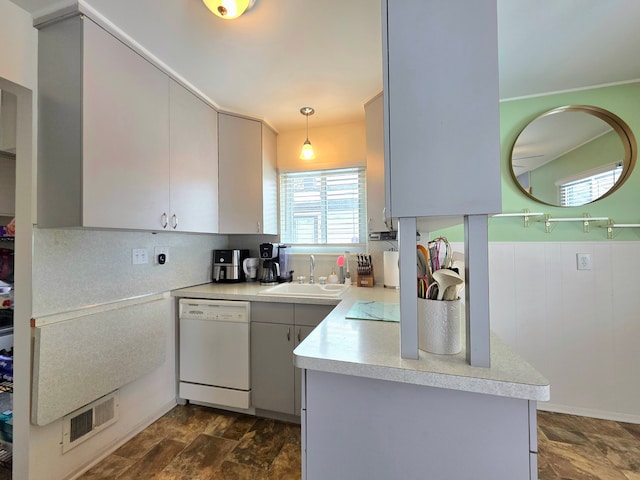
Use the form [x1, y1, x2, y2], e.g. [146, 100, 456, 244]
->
[299, 107, 316, 161]
[202, 0, 256, 20]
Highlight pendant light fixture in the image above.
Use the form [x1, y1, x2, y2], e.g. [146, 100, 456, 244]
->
[299, 107, 316, 161]
[202, 0, 256, 20]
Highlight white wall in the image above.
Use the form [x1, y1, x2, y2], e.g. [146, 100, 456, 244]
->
[32, 228, 225, 316]
[277, 121, 366, 173]
[489, 241, 640, 423]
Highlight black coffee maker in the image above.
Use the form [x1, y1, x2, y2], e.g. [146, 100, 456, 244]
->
[259, 243, 280, 285]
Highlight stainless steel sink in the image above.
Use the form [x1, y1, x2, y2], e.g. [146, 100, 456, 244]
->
[258, 282, 350, 298]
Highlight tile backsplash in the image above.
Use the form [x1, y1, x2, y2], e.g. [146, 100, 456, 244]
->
[33, 228, 228, 316]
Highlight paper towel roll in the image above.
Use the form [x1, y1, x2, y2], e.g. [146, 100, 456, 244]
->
[383, 250, 400, 288]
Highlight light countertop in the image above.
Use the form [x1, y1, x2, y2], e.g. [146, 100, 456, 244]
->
[172, 282, 550, 402]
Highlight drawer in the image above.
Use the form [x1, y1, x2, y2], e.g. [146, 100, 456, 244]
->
[295, 304, 335, 327]
[251, 302, 294, 325]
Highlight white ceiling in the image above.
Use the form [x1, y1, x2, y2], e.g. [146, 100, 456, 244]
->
[9, 0, 640, 132]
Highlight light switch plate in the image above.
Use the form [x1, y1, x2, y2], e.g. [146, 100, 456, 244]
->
[132, 248, 148, 265]
[576, 253, 592, 270]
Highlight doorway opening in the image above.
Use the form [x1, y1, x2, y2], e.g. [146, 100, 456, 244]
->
[0, 75, 34, 480]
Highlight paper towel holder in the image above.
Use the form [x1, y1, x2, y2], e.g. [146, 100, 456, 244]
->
[383, 250, 400, 289]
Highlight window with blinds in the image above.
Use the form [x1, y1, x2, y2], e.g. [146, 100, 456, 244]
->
[558, 164, 622, 207]
[280, 167, 366, 244]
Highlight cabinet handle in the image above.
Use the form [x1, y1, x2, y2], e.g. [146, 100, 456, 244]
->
[287, 327, 291, 342]
[257, 221, 261, 233]
[297, 328, 301, 342]
[172, 214, 178, 229]
[161, 212, 168, 229]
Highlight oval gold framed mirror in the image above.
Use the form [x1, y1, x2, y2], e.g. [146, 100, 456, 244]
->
[510, 105, 637, 207]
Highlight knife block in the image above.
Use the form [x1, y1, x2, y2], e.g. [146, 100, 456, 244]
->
[357, 266, 374, 287]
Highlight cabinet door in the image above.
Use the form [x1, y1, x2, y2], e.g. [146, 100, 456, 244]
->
[365, 94, 389, 233]
[383, 0, 500, 218]
[261, 123, 278, 235]
[169, 80, 218, 233]
[251, 322, 295, 415]
[218, 113, 262, 233]
[294, 325, 316, 415]
[82, 17, 170, 230]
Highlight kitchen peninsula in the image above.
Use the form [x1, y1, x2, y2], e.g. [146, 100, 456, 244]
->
[294, 288, 548, 479]
[173, 282, 549, 479]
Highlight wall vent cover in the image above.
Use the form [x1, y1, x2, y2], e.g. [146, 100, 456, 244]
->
[62, 391, 119, 453]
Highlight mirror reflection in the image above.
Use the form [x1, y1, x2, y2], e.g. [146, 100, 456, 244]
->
[510, 106, 637, 207]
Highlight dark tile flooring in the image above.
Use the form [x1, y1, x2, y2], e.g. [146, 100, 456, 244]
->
[75, 406, 640, 480]
[79, 405, 300, 480]
[538, 411, 640, 480]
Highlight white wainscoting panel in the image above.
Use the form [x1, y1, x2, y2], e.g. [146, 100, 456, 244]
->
[488, 242, 640, 423]
[611, 243, 640, 416]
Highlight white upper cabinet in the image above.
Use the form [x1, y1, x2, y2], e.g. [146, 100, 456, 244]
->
[169, 80, 219, 234]
[382, 0, 501, 219]
[218, 113, 277, 234]
[38, 16, 219, 233]
[364, 93, 389, 233]
[81, 17, 170, 230]
[261, 123, 278, 235]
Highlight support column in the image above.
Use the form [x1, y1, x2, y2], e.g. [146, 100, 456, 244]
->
[464, 214, 490, 367]
[399, 217, 418, 359]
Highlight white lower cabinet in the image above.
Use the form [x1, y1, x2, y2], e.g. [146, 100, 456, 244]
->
[302, 370, 538, 479]
[250, 302, 334, 416]
[293, 325, 314, 415]
[251, 320, 295, 414]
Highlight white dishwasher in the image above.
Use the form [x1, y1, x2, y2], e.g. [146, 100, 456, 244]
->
[178, 299, 251, 409]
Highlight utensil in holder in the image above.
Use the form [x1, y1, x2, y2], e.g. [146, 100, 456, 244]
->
[418, 298, 462, 354]
[357, 265, 374, 287]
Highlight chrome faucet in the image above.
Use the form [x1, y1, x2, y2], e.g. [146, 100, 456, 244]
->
[309, 255, 315, 284]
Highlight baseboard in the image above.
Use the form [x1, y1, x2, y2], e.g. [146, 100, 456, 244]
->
[66, 398, 177, 480]
[539, 403, 640, 425]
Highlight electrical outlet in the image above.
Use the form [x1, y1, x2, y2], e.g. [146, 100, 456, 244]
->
[154, 247, 170, 265]
[132, 248, 149, 265]
[576, 253, 592, 271]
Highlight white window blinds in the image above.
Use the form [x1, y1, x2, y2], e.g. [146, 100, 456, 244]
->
[558, 164, 623, 207]
[280, 167, 366, 244]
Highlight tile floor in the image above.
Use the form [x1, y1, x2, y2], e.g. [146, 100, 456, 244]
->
[73, 406, 640, 479]
[538, 411, 640, 480]
[79, 405, 300, 480]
